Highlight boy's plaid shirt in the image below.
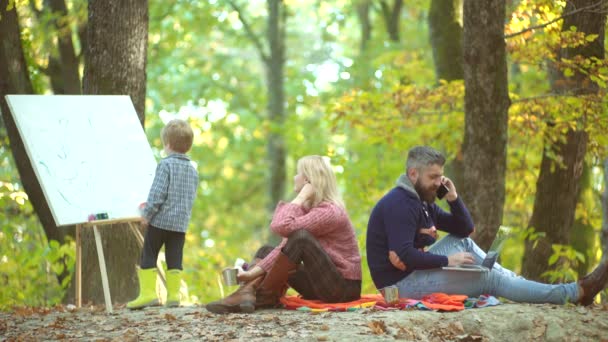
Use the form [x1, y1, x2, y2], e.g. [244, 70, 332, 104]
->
[143, 153, 198, 233]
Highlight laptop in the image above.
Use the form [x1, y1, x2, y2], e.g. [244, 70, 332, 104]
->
[441, 226, 510, 273]
[441, 251, 498, 272]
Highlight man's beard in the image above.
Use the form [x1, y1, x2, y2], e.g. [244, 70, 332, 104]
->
[414, 179, 436, 203]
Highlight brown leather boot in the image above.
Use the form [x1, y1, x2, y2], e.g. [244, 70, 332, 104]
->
[206, 276, 263, 314]
[578, 260, 608, 306]
[255, 252, 297, 308]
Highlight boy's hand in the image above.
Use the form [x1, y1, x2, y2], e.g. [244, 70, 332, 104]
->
[389, 250, 407, 271]
[141, 217, 149, 228]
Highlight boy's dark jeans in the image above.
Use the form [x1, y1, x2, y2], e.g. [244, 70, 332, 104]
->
[141, 225, 185, 270]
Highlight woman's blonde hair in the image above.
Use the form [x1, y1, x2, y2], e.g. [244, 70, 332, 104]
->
[297, 155, 344, 208]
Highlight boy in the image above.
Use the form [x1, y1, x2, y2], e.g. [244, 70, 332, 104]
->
[127, 119, 198, 309]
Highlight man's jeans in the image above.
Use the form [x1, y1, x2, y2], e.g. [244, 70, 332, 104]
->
[394, 235, 579, 304]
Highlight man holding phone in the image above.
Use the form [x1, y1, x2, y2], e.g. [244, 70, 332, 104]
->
[367, 145, 608, 305]
[367, 146, 476, 291]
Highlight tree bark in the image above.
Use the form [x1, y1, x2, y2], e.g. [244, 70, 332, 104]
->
[47, 0, 82, 94]
[602, 158, 608, 259]
[379, 0, 402, 42]
[522, 0, 606, 281]
[0, 0, 74, 286]
[75, 0, 148, 304]
[462, 0, 510, 251]
[265, 0, 286, 244]
[428, 0, 463, 83]
[428, 0, 465, 194]
[83, 0, 148, 125]
[357, 0, 372, 52]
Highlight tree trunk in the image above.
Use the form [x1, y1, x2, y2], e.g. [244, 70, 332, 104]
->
[47, 0, 82, 94]
[75, 0, 148, 305]
[265, 0, 286, 245]
[428, 0, 465, 195]
[602, 158, 608, 259]
[428, 0, 463, 83]
[83, 0, 148, 125]
[521, 0, 606, 281]
[0, 0, 74, 286]
[462, 0, 510, 251]
[357, 0, 372, 52]
[379, 0, 402, 42]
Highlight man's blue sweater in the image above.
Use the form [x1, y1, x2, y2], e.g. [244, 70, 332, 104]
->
[366, 176, 475, 289]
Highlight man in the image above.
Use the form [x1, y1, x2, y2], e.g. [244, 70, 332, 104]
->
[366, 146, 608, 305]
[367, 146, 475, 293]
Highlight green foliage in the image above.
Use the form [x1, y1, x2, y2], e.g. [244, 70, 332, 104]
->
[3, 0, 607, 308]
[541, 244, 585, 283]
[0, 142, 74, 309]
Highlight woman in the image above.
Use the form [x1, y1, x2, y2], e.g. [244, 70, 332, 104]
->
[207, 155, 362, 314]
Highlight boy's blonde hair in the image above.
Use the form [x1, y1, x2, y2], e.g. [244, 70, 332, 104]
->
[297, 155, 344, 208]
[161, 119, 193, 153]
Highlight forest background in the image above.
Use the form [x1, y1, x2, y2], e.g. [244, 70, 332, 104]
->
[1, 0, 608, 308]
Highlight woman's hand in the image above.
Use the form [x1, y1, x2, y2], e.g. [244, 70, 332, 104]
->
[237, 265, 265, 283]
[388, 250, 407, 271]
[292, 183, 315, 207]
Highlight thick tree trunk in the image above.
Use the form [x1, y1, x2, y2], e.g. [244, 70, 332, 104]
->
[602, 158, 608, 259]
[0, 0, 73, 286]
[83, 0, 148, 125]
[522, 0, 606, 281]
[265, 0, 286, 244]
[428, 0, 465, 194]
[462, 0, 510, 251]
[357, 0, 372, 52]
[428, 0, 463, 83]
[75, 0, 149, 305]
[379, 0, 402, 42]
[48, 0, 82, 94]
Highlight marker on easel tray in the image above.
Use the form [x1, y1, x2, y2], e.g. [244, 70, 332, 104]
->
[88, 212, 109, 221]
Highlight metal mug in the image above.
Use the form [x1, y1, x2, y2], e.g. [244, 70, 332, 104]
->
[381, 285, 399, 305]
[222, 268, 239, 286]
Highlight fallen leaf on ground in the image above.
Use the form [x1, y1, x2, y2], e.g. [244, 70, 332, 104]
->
[367, 320, 387, 335]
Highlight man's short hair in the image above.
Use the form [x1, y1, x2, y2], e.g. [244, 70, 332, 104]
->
[406, 146, 446, 171]
[161, 119, 194, 153]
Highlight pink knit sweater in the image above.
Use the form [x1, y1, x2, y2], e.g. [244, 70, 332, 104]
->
[257, 201, 362, 280]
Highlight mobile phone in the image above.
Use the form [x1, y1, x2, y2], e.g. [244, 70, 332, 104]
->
[436, 183, 449, 200]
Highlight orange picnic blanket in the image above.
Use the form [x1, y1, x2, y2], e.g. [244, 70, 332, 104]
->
[280, 293, 469, 312]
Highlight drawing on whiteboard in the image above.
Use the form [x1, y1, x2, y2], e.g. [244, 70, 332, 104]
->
[6, 95, 158, 226]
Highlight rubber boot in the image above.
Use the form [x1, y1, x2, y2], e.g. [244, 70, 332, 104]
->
[255, 252, 297, 308]
[165, 269, 182, 308]
[206, 276, 263, 314]
[127, 268, 160, 309]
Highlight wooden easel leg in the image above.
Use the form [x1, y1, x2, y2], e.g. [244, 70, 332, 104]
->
[76, 224, 82, 308]
[93, 225, 113, 313]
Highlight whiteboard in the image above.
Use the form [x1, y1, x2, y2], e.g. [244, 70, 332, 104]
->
[6, 95, 158, 226]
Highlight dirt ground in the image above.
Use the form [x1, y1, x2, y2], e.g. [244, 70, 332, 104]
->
[2, 302, 608, 341]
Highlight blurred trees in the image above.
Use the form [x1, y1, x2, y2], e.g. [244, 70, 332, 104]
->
[1, 0, 607, 307]
[522, 0, 607, 281]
